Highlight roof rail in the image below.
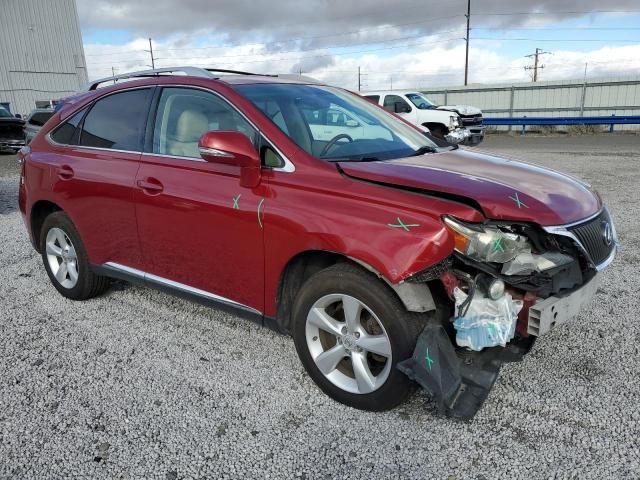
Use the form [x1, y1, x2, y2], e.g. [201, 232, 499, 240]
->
[83, 66, 218, 91]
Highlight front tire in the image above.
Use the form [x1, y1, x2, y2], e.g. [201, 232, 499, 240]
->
[40, 211, 110, 300]
[292, 263, 428, 411]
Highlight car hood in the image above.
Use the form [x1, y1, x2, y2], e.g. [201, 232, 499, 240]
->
[437, 105, 482, 116]
[0, 117, 25, 127]
[338, 149, 601, 226]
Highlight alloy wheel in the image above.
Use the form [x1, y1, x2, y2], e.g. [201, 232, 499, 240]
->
[305, 293, 392, 394]
[45, 227, 79, 289]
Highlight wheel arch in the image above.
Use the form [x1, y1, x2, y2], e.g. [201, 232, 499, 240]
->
[273, 249, 437, 334]
[30, 200, 63, 252]
[422, 122, 449, 135]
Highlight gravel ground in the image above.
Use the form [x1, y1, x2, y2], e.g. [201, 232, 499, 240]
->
[1, 135, 639, 479]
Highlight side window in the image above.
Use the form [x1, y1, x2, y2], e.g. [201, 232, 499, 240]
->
[50, 108, 86, 145]
[364, 95, 380, 103]
[29, 112, 53, 127]
[79, 88, 151, 151]
[383, 95, 410, 112]
[153, 87, 257, 159]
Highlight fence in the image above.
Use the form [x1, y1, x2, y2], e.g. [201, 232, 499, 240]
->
[421, 76, 640, 131]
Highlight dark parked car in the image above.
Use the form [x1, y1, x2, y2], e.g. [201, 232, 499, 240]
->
[18, 67, 617, 418]
[25, 108, 55, 144]
[0, 105, 25, 153]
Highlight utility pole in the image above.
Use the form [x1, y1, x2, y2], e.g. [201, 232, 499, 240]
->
[524, 48, 551, 82]
[390, 75, 393, 90]
[464, 0, 471, 86]
[145, 37, 157, 69]
[111, 66, 117, 84]
[358, 66, 361, 91]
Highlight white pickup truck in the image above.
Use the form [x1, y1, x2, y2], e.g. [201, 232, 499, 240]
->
[362, 90, 485, 146]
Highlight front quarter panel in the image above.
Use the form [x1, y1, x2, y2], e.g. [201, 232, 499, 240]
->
[262, 163, 483, 317]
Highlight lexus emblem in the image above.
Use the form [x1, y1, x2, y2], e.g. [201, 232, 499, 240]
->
[602, 221, 613, 247]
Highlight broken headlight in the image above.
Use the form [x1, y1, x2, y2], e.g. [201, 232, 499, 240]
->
[443, 216, 573, 274]
[444, 216, 530, 263]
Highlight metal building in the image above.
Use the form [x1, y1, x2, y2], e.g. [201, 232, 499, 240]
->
[0, 0, 87, 116]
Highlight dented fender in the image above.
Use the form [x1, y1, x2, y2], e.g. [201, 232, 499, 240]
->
[262, 165, 483, 318]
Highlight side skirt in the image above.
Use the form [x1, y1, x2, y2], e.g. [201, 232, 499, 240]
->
[92, 262, 264, 326]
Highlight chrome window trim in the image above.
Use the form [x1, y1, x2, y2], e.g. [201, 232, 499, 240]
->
[104, 262, 262, 315]
[151, 84, 296, 173]
[543, 206, 618, 271]
[46, 85, 154, 153]
[141, 152, 207, 163]
[45, 83, 296, 173]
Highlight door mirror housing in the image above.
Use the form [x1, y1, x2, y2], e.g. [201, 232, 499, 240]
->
[394, 102, 411, 114]
[198, 131, 261, 188]
[15, 113, 22, 119]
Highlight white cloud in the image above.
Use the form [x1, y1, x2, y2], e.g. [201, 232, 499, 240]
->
[84, 37, 640, 90]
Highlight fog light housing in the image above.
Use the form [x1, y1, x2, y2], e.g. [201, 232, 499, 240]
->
[477, 275, 505, 300]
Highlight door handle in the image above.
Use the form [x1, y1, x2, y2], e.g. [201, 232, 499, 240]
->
[136, 178, 164, 194]
[58, 165, 74, 180]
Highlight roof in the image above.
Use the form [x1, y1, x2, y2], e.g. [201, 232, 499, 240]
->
[84, 66, 321, 91]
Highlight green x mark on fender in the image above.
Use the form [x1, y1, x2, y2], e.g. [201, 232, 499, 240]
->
[492, 237, 505, 253]
[425, 348, 434, 370]
[388, 217, 420, 231]
[509, 192, 529, 209]
[232, 194, 241, 210]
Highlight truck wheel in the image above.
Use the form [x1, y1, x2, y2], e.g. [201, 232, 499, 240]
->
[292, 263, 428, 411]
[40, 211, 110, 300]
[428, 126, 446, 139]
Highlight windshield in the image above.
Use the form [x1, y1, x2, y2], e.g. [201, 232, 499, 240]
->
[0, 106, 13, 118]
[234, 83, 439, 161]
[405, 93, 437, 110]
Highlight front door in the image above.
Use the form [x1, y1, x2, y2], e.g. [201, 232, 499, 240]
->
[134, 86, 266, 313]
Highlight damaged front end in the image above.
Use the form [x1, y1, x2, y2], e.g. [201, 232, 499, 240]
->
[398, 210, 617, 419]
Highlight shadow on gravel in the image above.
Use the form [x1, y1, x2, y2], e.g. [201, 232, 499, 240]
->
[0, 179, 18, 214]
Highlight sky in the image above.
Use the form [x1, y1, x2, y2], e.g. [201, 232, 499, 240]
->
[77, 0, 640, 90]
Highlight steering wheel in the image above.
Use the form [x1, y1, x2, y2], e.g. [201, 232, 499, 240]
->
[319, 134, 353, 157]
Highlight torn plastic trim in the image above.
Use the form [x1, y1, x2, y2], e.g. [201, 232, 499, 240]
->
[397, 324, 497, 419]
[348, 256, 436, 313]
[398, 324, 536, 419]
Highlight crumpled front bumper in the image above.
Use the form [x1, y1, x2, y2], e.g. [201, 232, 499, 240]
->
[445, 128, 471, 145]
[460, 126, 486, 146]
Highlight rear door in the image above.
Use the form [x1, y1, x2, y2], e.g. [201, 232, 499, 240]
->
[46, 87, 152, 269]
[134, 86, 266, 313]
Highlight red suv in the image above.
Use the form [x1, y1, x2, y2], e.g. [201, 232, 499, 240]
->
[18, 67, 617, 418]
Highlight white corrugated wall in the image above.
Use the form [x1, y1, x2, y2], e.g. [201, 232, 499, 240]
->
[0, 0, 87, 116]
[421, 77, 640, 131]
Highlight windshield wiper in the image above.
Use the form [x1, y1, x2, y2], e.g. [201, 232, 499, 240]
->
[327, 156, 381, 163]
[410, 145, 437, 156]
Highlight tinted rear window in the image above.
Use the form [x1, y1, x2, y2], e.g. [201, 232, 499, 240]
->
[79, 88, 151, 151]
[50, 109, 86, 145]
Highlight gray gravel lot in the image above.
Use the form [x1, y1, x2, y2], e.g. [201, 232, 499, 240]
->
[1, 135, 639, 479]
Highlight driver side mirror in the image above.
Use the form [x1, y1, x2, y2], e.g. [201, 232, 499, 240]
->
[198, 131, 261, 188]
[15, 113, 22, 119]
[394, 102, 411, 114]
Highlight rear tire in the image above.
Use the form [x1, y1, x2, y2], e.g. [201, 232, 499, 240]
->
[292, 263, 428, 411]
[40, 211, 110, 300]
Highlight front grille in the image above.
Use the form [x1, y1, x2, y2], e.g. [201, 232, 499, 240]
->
[568, 209, 615, 266]
[460, 114, 483, 126]
[0, 125, 25, 140]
